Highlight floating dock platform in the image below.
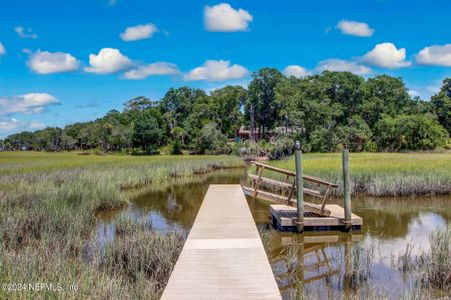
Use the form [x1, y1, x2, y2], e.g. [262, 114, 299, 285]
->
[270, 204, 362, 231]
[244, 161, 363, 232]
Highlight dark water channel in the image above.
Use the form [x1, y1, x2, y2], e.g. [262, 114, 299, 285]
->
[94, 169, 450, 299]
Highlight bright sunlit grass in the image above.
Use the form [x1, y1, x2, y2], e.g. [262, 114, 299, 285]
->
[266, 152, 451, 196]
[0, 152, 244, 298]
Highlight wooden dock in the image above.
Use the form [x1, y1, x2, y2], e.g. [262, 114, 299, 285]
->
[161, 184, 281, 300]
[270, 204, 362, 231]
[243, 161, 363, 231]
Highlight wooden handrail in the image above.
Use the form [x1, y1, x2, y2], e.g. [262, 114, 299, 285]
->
[303, 175, 338, 188]
[252, 161, 296, 176]
[248, 174, 323, 197]
[251, 161, 338, 187]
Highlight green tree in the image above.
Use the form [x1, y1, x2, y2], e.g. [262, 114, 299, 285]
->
[210, 86, 246, 138]
[132, 109, 165, 153]
[275, 76, 303, 133]
[246, 68, 283, 139]
[197, 123, 230, 154]
[361, 75, 412, 129]
[160, 87, 207, 129]
[4, 131, 34, 150]
[337, 116, 373, 152]
[123, 96, 155, 113]
[431, 78, 451, 135]
[375, 114, 448, 151]
[321, 71, 365, 122]
[33, 127, 63, 151]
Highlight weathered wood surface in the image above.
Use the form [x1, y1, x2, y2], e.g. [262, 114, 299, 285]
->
[247, 174, 323, 197]
[251, 161, 338, 187]
[161, 185, 281, 300]
[242, 186, 331, 216]
[270, 204, 363, 228]
[246, 161, 337, 218]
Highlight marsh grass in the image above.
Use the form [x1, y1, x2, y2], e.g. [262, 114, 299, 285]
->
[257, 223, 450, 300]
[344, 243, 375, 289]
[391, 242, 415, 272]
[418, 226, 451, 291]
[390, 227, 450, 292]
[96, 218, 186, 297]
[0, 152, 243, 299]
[266, 152, 451, 196]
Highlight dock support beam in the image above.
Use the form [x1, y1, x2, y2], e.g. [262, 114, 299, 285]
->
[342, 148, 352, 231]
[295, 141, 304, 233]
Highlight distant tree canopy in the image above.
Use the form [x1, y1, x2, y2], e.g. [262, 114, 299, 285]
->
[2, 70, 449, 154]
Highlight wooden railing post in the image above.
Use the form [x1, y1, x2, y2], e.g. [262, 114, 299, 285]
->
[319, 184, 331, 216]
[295, 141, 304, 233]
[286, 179, 295, 205]
[252, 166, 265, 197]
[342, 148, 352, 231]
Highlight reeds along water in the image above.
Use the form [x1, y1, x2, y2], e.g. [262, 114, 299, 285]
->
[257, 226, 450, 300]
[0, 154, 243, 299]
[266, 152, 451, 196]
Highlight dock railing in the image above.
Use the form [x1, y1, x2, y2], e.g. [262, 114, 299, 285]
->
[244, 161, 338, 216]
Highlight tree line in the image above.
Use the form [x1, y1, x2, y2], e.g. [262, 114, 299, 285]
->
[1, 69, 450, 155]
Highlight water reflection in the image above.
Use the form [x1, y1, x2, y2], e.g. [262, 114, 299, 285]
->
[93, 169, 247, 247]
[94, 169, 450, 299]
[250, 194, 449, 299]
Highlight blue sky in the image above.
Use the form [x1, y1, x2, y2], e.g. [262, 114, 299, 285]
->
[1, 0, 450, 138]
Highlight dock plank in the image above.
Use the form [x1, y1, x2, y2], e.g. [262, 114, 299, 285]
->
[161, 184, 281, 300]
[270, 204, 363, 230]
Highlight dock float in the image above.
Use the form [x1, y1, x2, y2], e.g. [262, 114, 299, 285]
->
[161, 184, 281, 300]
[270, 204, 362, 231]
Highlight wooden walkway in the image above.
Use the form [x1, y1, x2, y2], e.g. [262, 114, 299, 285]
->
[161, 184, 281, 300]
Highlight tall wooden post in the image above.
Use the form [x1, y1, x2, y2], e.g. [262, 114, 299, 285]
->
[295, 141, 304, 233]
[342, 148, 352, 231]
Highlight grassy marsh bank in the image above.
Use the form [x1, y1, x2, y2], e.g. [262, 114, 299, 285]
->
[0, 152, 243, 299]
[266, 152, 451, 196]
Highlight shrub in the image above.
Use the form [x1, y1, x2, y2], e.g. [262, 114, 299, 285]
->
[375, 114, 448, 151]
[197, 123, 230, 154]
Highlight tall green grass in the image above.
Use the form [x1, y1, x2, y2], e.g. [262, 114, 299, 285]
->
[0, 152, 244, 299]
[266, 152, 451, 196]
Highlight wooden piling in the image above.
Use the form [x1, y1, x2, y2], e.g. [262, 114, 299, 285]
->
[342, 148, 352, 231]
[295, 141, 304, 232]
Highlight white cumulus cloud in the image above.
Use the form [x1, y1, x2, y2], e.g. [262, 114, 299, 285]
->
[415, 44, 451, 67]
[0, 93, 59, 115]
[0, 42, 5, 55]
[84, 48, 133, 74]
[0, 117, 45, 138]
[15, 26, 38, 39]
[363, 43, 411, 68]
[120, 23, 158, 41]
[316, 59, 371, 75]
[283, 65, 310, 78]
[0, 117, 21, 132]
[123, 62, 179, 80]
[336, 20, 374, 37]
[28, 50, 80, 74]
[204, 3, 253, 32]
[184, 60, 249, 81]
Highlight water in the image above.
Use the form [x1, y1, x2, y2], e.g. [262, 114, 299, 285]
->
[94, 169, 450, 299]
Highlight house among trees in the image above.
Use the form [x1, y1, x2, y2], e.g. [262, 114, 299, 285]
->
[238, 126, 295, 141]
[238, 126, 259, 141]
